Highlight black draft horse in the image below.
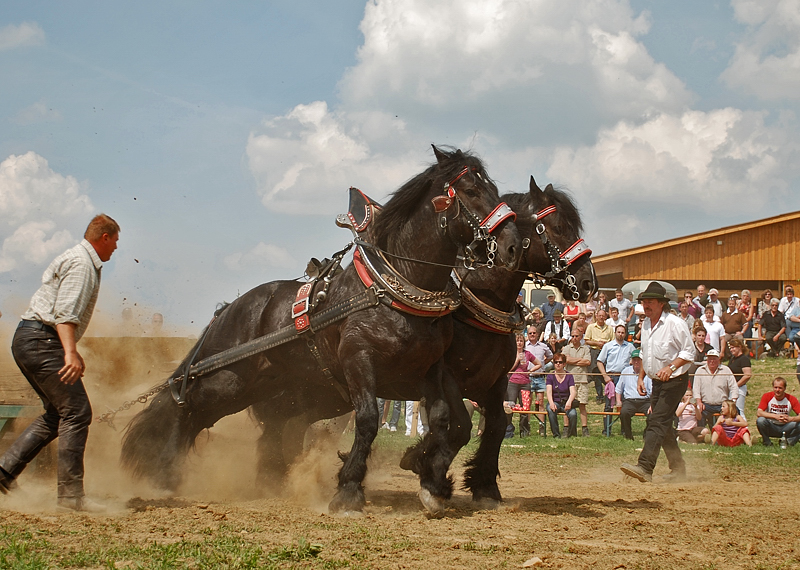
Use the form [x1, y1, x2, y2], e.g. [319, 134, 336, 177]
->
[121, 146, 521, 514]
[399, 177, 597, 504]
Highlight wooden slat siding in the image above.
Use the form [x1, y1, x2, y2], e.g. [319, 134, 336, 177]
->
[602, 217, 800, 281]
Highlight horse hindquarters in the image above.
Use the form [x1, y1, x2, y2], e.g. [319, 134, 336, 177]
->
[463, 373, 507, 503]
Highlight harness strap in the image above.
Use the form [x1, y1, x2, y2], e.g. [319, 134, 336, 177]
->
[480, 202, 516, 233]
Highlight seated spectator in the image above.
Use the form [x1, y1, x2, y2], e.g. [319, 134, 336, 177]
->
[563, 299, 581, 324]
[464, 399, 485, 437]
[606, 306, 624, 330]
[756, 289, 774, 324]
[707, 288, 724, 318]
[596, 291, 609, 314]
[720, 296, 748, 358]
[778, 285, 799, 315]
[546, 332, 561, 357]
[785, 300, 800, 348]
[614, 349, 652, 440]
[528, 307, 547, 342]
[694, 349, 739, 429]
[543, 310, 570, 352]
[727, 338, 752, 419]
[756, 377, 800, 446]
[572, 312, 588, 337]
[545, 355, 577, 439]
[683, 291, 703, 318]
[678, 301, 695, 331]
[711, 399, 752, 447]
[702, 305, 725, 352]
[760, 298, 787, 357]
[676, 388, 710, 444]
[581, 299, 597, 324]
[689, 324, 713, 377]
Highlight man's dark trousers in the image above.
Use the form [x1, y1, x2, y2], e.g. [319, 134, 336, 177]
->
[620, 398, 650, 440]
[637, 373, 688, 474]
[0, 325, 92, 498]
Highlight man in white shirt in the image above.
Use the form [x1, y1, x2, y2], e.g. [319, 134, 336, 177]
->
[620, 282, 694, 483]
[606, 306, 625, 330]
[609, 289, 633, 326]
[693, 349, 739, 429]
[778, 285, 799, 315]
[542, 310, 570, 352]
[707, 288, 724, 319]
[701, 305, 726, 352]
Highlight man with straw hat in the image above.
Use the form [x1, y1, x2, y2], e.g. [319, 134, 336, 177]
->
[620, 282, 694, 483]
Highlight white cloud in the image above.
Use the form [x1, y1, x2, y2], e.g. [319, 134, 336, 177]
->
[0, 152, 93, 223]
[721, 0, 800, 100]
[0, 221, 73, 273]
[0, 22, 45, 51]
[548, 108, 797, 205]
[246, 101, 421, 214]
[340, 0, 690, 118]
[223, 242, 298, 271]
[0, 152, 94, 274]
[11, 100, 62, 125]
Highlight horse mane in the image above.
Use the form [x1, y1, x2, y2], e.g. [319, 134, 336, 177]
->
[502, 184, 584, 236]
[372, 147, 495, 249]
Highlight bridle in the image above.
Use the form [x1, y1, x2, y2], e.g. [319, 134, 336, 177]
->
[527, 204, 591, 300]
[432, 166, 516, 269]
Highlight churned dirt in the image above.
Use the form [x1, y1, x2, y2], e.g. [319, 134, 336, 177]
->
[2, 334, 799, 569]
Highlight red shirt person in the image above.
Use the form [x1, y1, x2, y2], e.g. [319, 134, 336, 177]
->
[755, 377, 800, 447]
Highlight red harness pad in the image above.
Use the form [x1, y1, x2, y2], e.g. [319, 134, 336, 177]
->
[293, 283, 313, 332]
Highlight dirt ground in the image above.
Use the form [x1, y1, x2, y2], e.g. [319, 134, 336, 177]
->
[3, 405, 800, 570]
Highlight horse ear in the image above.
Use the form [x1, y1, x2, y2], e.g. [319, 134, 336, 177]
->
[544, 183, 554, 192]
[432, 145, 449, 164]
[529, 175, 544, 197]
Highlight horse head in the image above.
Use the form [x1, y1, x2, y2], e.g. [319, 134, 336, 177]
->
[373, 146, 522, 284]
[508, 176, 597, 303]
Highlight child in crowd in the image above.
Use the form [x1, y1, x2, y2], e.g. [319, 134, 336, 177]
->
[711, 399, 752, 447]
[676, 389, 710, 443]
[602, 376, 616, 436]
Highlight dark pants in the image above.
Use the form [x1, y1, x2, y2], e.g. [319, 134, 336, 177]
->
[701, 403, 722, 430]
[637, 373, 688, 475]
[763, 331, 786, 356]
[547, 402, 577, 438]
[589, 348, 602, 399]
[620, 398, 650, 440]
[0, 325, 93, 498]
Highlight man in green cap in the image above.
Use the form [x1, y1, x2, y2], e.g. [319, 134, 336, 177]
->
[614, 349, 652, 440]
[620, 282, 694, 482]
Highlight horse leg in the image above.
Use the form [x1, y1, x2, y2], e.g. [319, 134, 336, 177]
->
[121, 369, 257, 491]
[251, 402, 292, 494]
[328, 362, 379, 513]
[463, 374, 507, 505]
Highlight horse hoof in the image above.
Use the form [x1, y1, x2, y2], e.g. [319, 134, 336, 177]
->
[418, 488, 445, 518]
[474, 497, 501, 510]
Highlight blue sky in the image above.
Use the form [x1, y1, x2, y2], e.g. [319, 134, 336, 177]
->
[2, 0, 799, 334]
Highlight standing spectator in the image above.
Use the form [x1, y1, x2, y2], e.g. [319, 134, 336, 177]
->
[545, 355, 577, 439]
[562, 328, 592, 436]
[506, 334, 541, 438]
[572, 312, 588, 337]
[609, 289, 633, 327]
[377, 398, 402, 432]
[545, 333, 561, 358]
[711, 400, 752, 447]
[693, 284, 709, 309]
[727, 339, 752, 418]
[540, 292, 564, 324]
[597, 324, 634, 388]
[784, 300, 800, 348]
[701, 305, 725, 352]
[756, 377, 800, 446]
[606, 306, 624, 330]
[676, 389, 710, 444]
[756, 289, 773, 324]
[683, 291, 703, 318]
[615, 350, 652, 440]
[778, 285, 799, 315]
[526, 329, 553, 437]
[678, 301, 695, 331]
[563, 299, 581, 324]
[761, 298, 787, 357]
[707, 288, 724, 319]
[720, 296, 748, 358]
[0, 215, 120, 511]
[694, 349, 739, 430]
[585, 309, 614, 404]
[582, 298, 598, 324]
[738, 290, 756, 330]
[542, 310, 570, 352]
[620, 282, 694, 484]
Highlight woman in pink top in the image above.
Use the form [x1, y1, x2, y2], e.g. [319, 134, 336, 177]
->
[676, 389, 710, 443]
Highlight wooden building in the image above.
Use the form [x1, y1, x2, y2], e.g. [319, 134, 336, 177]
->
[592, 210, 800, 300]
